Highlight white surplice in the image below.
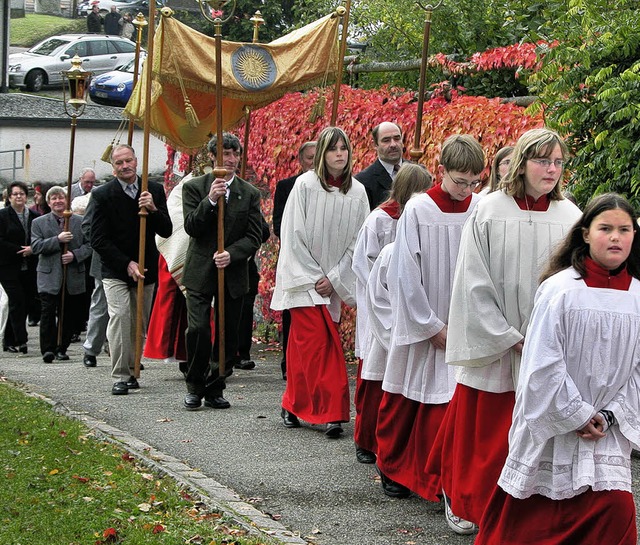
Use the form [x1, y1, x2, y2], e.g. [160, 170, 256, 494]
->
[270, 170, 370, 322]
[352, 208, 397, 358]
[498, 268, 640, 500]
[446, 190, 582, 393]
[382, 192, 480, 404]
[361, 243, 394, 381]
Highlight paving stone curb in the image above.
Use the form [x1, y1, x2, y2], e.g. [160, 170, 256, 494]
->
[21, 386, 308, 545]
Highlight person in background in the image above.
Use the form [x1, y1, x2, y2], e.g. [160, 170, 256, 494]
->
[425, 128, 582, 535]
[480, 145, 514, 194]
[70, 168, 96, 201]
[104, 5, 121, 36]
[0, 181, 39, 354]
[271, 126, 369, 438]
[355, 122, 405, 210]
[86, 4, 103, 34]
[119, 12, 135, 41]
[352, 163, 433, 465]
[272, 140, 317, 380]
[31, 186, 91, 363]
[476, 193, 640, 545]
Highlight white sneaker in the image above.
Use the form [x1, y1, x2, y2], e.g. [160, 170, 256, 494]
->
[442, 490, 478, 535]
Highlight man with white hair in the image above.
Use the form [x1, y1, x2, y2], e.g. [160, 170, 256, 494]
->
[70, 168, 96, 200]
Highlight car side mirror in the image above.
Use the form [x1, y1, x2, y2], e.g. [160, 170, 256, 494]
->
[60, 54, 71, 61]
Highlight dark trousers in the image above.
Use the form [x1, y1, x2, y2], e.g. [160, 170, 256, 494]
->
[185, 287, 243, 399]
[237, 260, 259, 360]
[39, 290, 81, 355]
[281, 308, 291, 375]
[0, 268, 35, 347]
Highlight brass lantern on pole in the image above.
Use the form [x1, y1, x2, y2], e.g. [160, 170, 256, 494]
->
[58, 55, 92, 346]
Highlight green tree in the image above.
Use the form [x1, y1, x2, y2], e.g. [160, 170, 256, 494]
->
[529, 0, 640, 209]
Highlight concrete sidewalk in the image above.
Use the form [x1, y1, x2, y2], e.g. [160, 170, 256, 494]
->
[2, 330, 639, 545]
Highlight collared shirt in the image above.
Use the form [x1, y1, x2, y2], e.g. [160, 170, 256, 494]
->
[209, 175, 235, 207]
[118, 178, 138, 198]
[379, 158, 403, 180]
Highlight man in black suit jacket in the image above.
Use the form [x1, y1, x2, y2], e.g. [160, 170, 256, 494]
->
[355, 121, 405, 210]
[271, 141, 316, 380]
[90, 144, 172, 395]
[182, 133, 263, 411]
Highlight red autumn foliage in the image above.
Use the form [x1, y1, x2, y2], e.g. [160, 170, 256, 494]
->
[164, 80, 543, 355]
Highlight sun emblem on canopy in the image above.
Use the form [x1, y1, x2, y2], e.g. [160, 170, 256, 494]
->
[231, 45, 277, 91]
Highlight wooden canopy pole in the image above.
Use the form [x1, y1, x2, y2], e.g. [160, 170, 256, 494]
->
[133, 0, 156, 378]
[127, 12, 148, 146]
[330, 2, 350, 125]
[409, 1, 442, 162]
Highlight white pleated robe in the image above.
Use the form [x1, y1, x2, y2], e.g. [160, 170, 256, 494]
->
[446, 191, 582, 393]
[271, 171, 370, 321]
[352, 208, 397, 358]
[382, 192, 480, 404]
[499, 268, 640, 500]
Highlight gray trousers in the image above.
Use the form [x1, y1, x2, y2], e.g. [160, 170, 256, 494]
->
[82, 278, 109, 357]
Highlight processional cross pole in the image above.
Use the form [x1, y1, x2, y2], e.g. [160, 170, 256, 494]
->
[330, 3, 349, 125]
[240, 10, 265, 179]
[58, 56, 92, 347]
[197, 0, 237, 379]
[127, 12, 148, 146]
[409, 0, 442, 162]
[133, 0, 157, 378]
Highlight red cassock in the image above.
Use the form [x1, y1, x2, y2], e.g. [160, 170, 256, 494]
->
[353, 359, 384, 454]
[424, 384, 515, 523]
[475, 486, 637, 545]
[143, 255, 188, 361]
[282, 305, 350, 424]
[376, 391, 446, 500]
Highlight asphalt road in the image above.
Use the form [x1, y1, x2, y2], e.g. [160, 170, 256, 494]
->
[1, 327, 639, 545]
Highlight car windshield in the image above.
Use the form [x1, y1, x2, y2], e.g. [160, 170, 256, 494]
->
[29, 38, 70, 56]
[120, 56, 145, 73]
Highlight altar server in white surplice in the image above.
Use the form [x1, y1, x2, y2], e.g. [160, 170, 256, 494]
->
[375, 135, 484, 503]
[352, 164, 432, 466]
[271, 126, 369, 439]
[476, 193, 640, 545]
[425, 128, 582, 535]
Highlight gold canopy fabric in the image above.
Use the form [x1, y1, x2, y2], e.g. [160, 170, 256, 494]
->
[124, 12, 341, 151]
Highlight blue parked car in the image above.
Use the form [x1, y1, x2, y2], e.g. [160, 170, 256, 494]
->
[89, 54, 145, 107]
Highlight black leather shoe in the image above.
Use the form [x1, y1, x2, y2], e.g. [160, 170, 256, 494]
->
[355, 446, 377, 464]
[183, 393, 202, 411]
[204, 396, 231, 409]
[70, 333, 81, 343]
[43, 351, 55, 363]
[112, 382, 129, 395]
[28, 320, 38, 327]
[325, 422, 344, 438]
[234, 359, 256, 370]
[126, 376, 139, 389]
[376, 465, 410, 498]
[281, 408, 300, 428]
[6, 346, 18, 353]
[55, 352, 69, 361]
[139, 363, 145, 371]
[18, 344, 28, 354]
[83, 354, 97, 367]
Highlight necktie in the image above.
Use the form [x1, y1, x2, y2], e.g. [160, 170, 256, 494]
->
[392, 163, 401, 179]
[125, 184, 137, 199]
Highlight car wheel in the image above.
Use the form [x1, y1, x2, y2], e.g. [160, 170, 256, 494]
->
[25, 69, 46, 92]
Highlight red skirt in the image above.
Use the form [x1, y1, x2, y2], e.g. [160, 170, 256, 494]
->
[375, 391, 446, 501]
[424, 384, 515, 523]
[144, 255, 188, 361]
[282, 306, 350, 424]
[353, 358, 384, 453]
[476, 486, 637, 545]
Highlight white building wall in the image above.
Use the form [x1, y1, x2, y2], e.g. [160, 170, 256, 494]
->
[0, 125, 168, 184]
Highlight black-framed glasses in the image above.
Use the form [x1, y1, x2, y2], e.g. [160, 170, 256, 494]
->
[10, 192, 26, 197]
[529, 158, 565, 169]
[446, 172, 482, 190]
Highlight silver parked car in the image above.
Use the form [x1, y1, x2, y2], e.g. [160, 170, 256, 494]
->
[8, 34, 137, 92]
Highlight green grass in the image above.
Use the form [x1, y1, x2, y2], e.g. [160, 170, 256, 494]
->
[0, 383, 271, 545]
[10, 14, 86, 47]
